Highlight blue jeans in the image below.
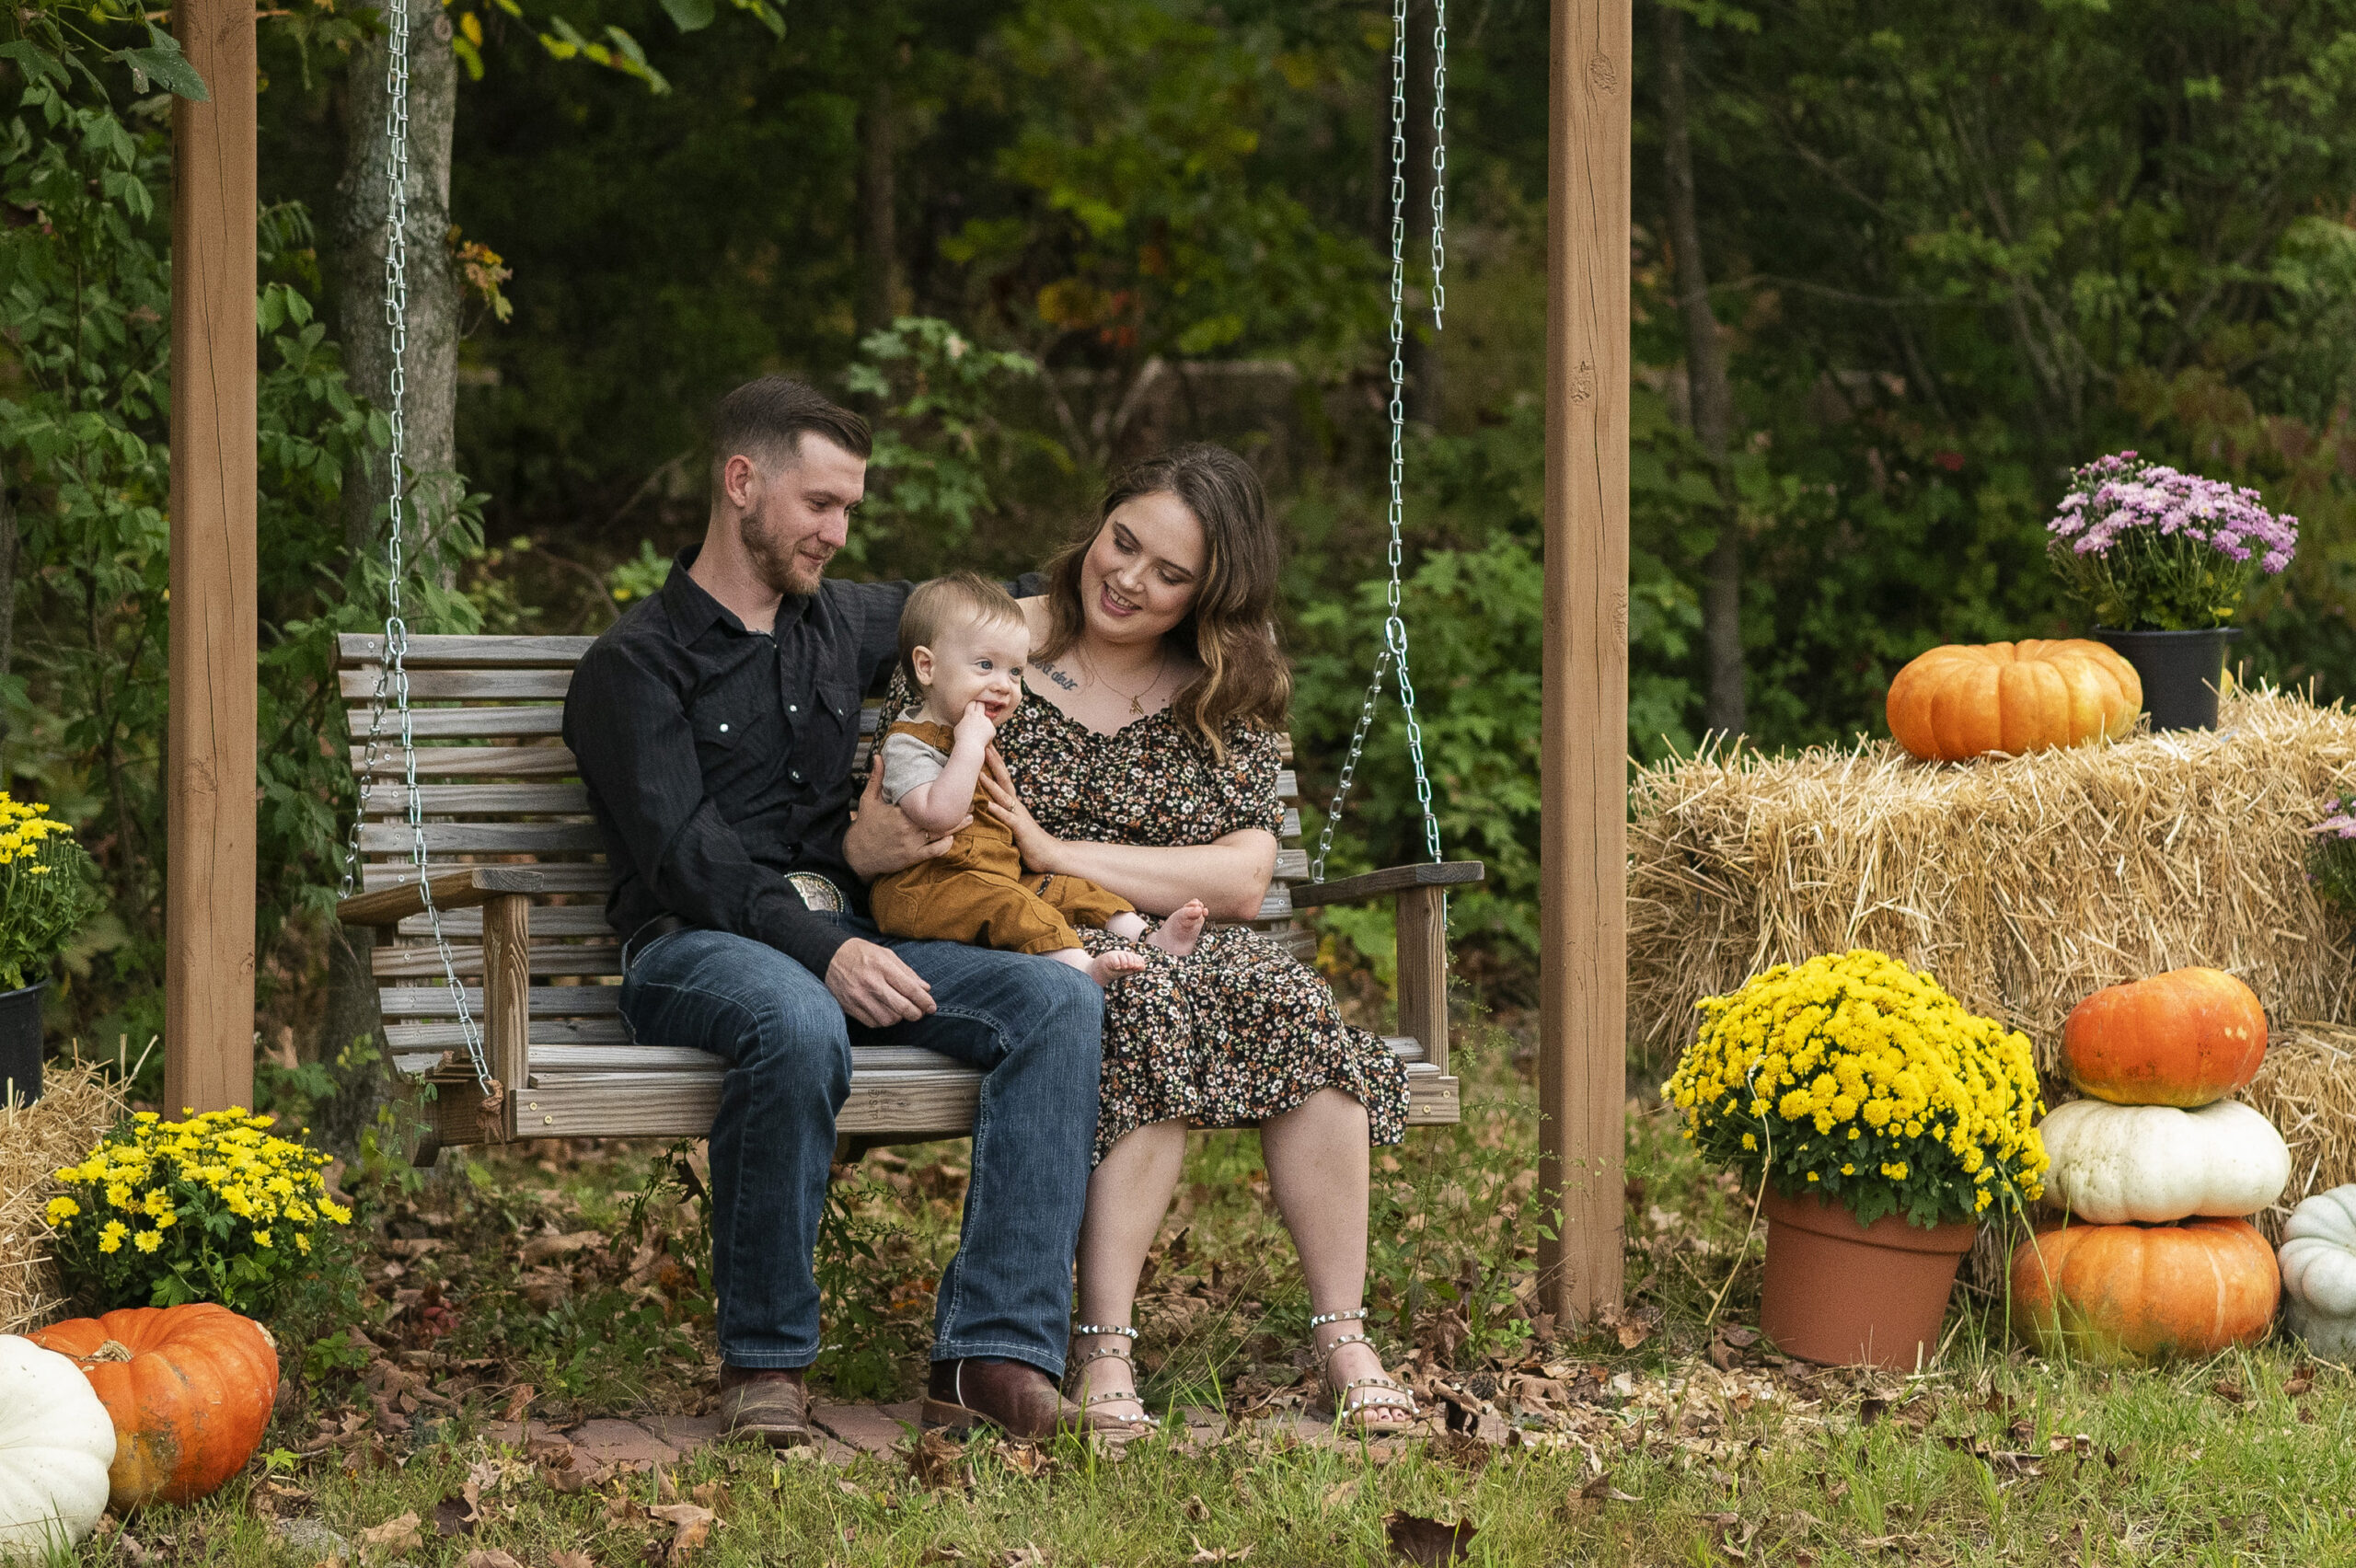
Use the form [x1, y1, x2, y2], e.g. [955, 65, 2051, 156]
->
[618, 918, 1103, 1378]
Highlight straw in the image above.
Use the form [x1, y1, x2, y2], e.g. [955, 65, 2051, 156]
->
[1631, 687, 2356, 1078]
[0, 1058, 126, 1332]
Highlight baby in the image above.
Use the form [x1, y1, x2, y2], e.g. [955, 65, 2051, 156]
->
[868, 572, 1207, 985]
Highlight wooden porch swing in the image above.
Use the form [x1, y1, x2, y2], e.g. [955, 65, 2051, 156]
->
[329, 640, 1480, 1155]
[164, 0, 1630, 1321]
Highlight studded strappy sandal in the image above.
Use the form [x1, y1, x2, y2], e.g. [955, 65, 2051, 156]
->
[1311, 1309, 1417, 1432]
[1066, 1322, 1161, 1435]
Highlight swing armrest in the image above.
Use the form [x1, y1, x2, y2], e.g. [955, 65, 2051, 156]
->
[337, 868, 550, 927]
[1288, 860, 1484, 908]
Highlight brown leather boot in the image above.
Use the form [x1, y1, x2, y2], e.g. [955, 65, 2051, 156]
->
[922, 1357, 1145, 1443]
[716, 1365, 813, 1447]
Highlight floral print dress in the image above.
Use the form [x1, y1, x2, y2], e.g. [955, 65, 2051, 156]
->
[875, 669, 1410, 1165]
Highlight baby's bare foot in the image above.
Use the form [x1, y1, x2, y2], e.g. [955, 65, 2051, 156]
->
[1090, 950, 1149, 986]
[1146, 899, 1208, 958]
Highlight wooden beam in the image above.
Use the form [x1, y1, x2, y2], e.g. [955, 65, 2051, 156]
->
[1538, 0, 1631, 1328]
[165, 0, 258, 1116]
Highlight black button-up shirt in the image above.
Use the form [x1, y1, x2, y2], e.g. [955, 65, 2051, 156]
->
[564, 547, 912, 978]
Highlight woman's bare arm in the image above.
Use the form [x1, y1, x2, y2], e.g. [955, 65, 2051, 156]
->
[982, 751, 1275, 920]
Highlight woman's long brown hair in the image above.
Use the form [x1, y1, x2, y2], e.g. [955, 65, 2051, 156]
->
[1037, 444, 1291, 756]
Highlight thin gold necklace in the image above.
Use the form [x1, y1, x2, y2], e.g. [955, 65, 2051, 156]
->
[1088, 645, 1169, 717]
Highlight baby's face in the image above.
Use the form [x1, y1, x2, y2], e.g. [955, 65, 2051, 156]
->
[922, 614, 1029, 724]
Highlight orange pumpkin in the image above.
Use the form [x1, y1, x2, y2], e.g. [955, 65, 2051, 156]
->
[1885, 640, 2142, 762]
[2008, 1216, 2278, 1362]
[2062, 967, 2266, 1108]
[28, 1305, 278, 1507]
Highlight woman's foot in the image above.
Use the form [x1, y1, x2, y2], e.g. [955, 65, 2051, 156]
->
[1313, 1311, 1416, 1433]
[1067, 1325, 1156, 1433]
[1145, 899, 1209, 958]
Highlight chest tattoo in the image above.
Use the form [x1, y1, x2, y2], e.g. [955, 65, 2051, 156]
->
[1031, 658, 1081, 692]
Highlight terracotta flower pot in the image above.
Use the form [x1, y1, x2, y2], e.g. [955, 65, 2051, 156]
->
[1759, 1188, 1978, 1368]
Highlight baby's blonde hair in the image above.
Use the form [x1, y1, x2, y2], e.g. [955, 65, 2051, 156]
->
[898, 571, 1027, 692]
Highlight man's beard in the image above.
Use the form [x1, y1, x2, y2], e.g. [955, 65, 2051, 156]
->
[740, 508, 828, 595]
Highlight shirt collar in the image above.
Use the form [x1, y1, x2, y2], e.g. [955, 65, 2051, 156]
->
[662, 543, 818, 639]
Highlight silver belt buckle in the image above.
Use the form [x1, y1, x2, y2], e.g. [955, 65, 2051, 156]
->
[785, 871, 844, 913]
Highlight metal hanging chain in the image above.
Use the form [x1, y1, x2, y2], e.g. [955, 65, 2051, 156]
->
[338, 0, 496, 1106]
[1312, 0, 1443, 882]
[1429, 0, 1448, 331]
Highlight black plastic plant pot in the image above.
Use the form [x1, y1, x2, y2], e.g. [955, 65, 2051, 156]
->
[0, 980, 45, 1106]
[2095, 627, 2242, 732]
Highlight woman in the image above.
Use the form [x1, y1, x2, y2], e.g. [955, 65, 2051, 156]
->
[975, 444, 1417, 1433]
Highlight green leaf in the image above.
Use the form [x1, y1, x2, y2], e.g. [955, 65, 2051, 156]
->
[116, 27, 209, 101]
[660, 0, 716, 33]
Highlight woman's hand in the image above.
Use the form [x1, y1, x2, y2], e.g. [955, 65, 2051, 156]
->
[844, 766, 964, 882]
[983, 748, 1065, 875]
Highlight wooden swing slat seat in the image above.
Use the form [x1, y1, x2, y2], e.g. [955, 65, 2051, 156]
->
[333, 633, 1481, 1154]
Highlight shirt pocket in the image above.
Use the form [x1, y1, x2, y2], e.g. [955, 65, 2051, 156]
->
[687, 697, 767, 793]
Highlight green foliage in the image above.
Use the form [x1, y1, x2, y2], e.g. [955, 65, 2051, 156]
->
[840, 316, 1068, 570]
[0, 794, 102, 991]
[812, 1169, 926, 1400]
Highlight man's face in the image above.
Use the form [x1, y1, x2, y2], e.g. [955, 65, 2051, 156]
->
[733, 433, 866, 596]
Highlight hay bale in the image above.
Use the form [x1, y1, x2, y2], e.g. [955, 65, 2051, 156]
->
[0, 1061, 124, 1333]
[1630, 687, 2356, 1076]
[2247, 1021, 2356, 1240]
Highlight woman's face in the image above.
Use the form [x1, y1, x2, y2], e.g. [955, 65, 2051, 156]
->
[1078, 491, 1206, 650]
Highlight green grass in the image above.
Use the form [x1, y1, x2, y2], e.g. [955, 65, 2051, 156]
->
[71, 1018, 2356, 1566]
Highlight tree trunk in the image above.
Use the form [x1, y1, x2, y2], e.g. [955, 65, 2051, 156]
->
[321, 0, 464, 1146]
[856, 75, 901, 337]
[1657, 0, 1744, 738]
[335, 0, 463, 570]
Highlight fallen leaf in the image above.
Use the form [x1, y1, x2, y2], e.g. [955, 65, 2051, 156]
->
[906, 1429, 969, 1493]
[1857, 1397, 1888, 1426]
[358, 1512, 423, 1555]
[549, 1553, 597, 1568]
[649, 1501, 716, 1564]
[996, 1439, 1052, 1479]
[689, 1480, 725, 1511]
[1189, 1538, 1253, 1563]
[501, 1384, 537, 1423]
[433, 1493, 478, 1538]
[520, 1229, 604, 1266]
[2211, 1378, 2247, 1404]
[1183, 1493, 1211, 1523]
[1322, 1479, 1358, 1509]
[462, 1552, 523, 1568]
[997, 1550, 1046, 1568]
[1385, 1511, 1477, 1566]
[1719, 1325, 1760, 1348]
[916, 1549, 966, 1565]
[2286, 1373, 2316, 1398]
[1579, 1472, 1639, 1505]
[1596, 1304, 1657, 1351]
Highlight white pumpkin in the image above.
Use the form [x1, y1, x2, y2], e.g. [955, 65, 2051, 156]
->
[0, 1334, 115, 1559]
[2281, 1184, 2356, 1358]
[2038, 1097, 2291, 1224]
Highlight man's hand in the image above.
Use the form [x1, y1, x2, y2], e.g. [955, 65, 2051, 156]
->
[842, 765, 965, 881]
[826, 938, 936, 1026]
[953, 699, 998, 751]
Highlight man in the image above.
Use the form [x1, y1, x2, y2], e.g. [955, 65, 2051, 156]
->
[565, 375, 1119, 1445]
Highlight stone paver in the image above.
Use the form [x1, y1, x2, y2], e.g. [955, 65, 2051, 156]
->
[640, 1412, 727, 1452]
[812, 1401, 918, 1455]
[562, 1418, 681, 1469]
[479, 1420, 569, 1449]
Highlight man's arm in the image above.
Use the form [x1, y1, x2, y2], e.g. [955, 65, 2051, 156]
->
[570, 640, 854, 979]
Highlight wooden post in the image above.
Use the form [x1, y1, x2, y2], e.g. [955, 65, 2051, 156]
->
[1537, 0, 1631, 1326]
[164, 0, 259, 1116]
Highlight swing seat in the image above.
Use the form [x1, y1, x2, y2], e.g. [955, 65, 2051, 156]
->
[333, 634, 1478, 1155]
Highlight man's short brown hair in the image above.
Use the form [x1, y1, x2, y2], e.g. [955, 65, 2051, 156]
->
[898, 571, 1028, 693]
[709, 375, 873, 494]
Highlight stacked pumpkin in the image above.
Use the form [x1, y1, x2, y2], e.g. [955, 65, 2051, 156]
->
[2009, 968, 2290, 1362]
